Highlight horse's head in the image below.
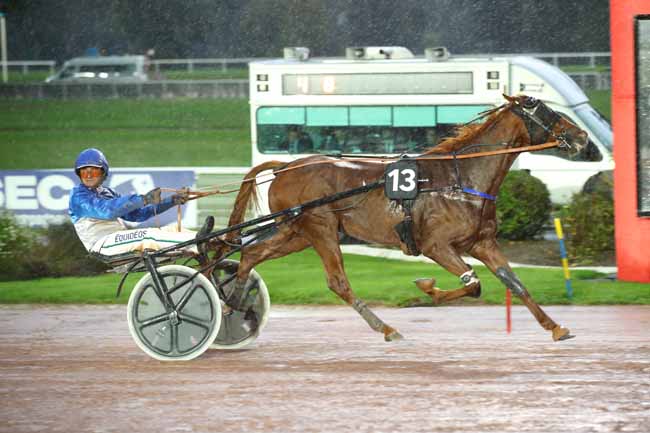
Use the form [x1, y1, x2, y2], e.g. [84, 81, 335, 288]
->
[504, 94, 587, 157]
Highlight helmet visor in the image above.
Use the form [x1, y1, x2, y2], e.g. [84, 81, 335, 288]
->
[79, 166, 104, 179]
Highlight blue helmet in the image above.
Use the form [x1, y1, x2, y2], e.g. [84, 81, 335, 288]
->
[74, 148, 109, 177]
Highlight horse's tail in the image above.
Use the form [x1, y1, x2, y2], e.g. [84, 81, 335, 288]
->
[224, 160, 286, 242]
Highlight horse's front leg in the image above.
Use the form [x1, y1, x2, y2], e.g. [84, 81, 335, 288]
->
[415, 244, 482, 305]
[470, 238, 574, 341]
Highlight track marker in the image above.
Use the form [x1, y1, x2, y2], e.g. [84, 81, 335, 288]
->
[554, 217, 573, 299]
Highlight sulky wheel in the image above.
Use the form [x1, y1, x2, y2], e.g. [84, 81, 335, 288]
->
[209, 259, 270, 350]
[127, 265, 222, 361]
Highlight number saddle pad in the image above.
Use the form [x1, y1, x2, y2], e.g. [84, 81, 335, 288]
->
[384, 160, 419, 200]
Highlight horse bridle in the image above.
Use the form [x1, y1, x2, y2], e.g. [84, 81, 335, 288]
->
[511, 97, 572, 149]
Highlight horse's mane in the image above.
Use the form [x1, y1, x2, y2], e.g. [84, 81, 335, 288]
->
[422, 103, 513, 154]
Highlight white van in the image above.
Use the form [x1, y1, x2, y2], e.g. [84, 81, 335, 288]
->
[45, 55, 148, 83]
[249, 47, 613, 205]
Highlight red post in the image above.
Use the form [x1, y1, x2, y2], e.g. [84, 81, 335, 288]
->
[610, 0, 650, 282]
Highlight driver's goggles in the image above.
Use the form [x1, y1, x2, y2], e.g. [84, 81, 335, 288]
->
[79, 166, 104, 178]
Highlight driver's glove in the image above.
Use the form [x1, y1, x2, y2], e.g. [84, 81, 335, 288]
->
[142, 187, 162, 206]
[171, 187, 190, 205]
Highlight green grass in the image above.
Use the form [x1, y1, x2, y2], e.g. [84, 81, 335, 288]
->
[6, 71, 52, 83]
[0, 99, 251, 168]
[160, 68, 248, 80]
[585, 89, 611, 120]
[0, 250, 647, 305]
[560, 65, 611, 73]
[1, 98, 248, 130]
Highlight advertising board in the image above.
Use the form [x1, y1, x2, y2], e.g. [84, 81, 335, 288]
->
[0, 168, 197, 228]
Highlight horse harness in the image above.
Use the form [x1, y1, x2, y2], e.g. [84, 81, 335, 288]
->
[511, 97, 571, 149]
[385, 97, 568, 256]
[161, 98, 569, 258]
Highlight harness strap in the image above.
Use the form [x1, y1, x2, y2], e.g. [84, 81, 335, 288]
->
[461, 187, 496, 201]
[394, 199, 420, 256]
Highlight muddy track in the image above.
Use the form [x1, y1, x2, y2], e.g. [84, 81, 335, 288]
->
[1, 305, 648, 433]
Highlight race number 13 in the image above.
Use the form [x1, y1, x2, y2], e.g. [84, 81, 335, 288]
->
[384, 160, 419, 199]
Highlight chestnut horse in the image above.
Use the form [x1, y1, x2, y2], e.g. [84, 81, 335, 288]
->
[221, 94, 587, 342]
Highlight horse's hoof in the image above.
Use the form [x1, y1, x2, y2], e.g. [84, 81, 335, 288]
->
[414, 278, 436, 293]
[552, 325, 575, 341]
[384, 330, 404, 342]
[414, 278, 442, 304]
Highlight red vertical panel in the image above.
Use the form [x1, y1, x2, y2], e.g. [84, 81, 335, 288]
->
[611, 0, 650, 282]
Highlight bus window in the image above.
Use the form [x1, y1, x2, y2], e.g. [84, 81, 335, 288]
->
[256, 105, 489, 154]
[259, 124, 444, 154]
[79, 64, 136, 76]
[281, 126, 314, 153]
[257, 125, 287, 152]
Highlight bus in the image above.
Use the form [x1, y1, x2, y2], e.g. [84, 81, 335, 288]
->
[248, 46, 613, 211]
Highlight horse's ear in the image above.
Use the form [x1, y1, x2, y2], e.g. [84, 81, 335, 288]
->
[502, 94, 516, 103]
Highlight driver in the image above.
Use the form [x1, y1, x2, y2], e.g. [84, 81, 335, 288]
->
[68, 148, 213, 257]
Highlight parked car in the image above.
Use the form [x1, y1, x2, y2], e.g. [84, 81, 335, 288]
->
[45, 55, 148, 82]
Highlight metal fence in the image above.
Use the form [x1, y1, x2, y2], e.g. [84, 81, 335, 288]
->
[149, 57, 262, 74]
[459, 51, 611, 68]
[0, 72, 610, 100]
[5, 60, 56, 74]
[569, 71, 611, 91]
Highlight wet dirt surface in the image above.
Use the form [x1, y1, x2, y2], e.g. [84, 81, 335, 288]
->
[1, 305, 649, 433]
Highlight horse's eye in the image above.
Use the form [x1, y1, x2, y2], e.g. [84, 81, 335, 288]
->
[522, 97, 539, 109]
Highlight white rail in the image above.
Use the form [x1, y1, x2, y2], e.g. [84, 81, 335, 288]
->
[9, 52, 611, 75]
[6, 60, 56, 74]
[150, 57, 268, 74]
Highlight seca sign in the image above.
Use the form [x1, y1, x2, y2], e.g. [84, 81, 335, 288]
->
[0, 174, 73, 210]
[0, 169, 196, 227]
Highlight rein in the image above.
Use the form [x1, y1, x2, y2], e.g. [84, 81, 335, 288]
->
[161, 140, 561, 199]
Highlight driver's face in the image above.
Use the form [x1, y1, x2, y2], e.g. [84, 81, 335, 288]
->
[79, 166, 104, 189]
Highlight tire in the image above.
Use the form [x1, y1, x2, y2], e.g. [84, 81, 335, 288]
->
[582, 170, 613, 200]
[209, 259, 271, 350]
[127, 265, 222, 361]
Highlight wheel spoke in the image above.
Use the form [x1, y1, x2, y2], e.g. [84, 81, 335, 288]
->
[215, 275, 235, 300]
[171, 316, 179, 353]
[167, 274, 192, 296]
[177, 312, 212, 330]
[175, 285, 198, 311]
[144, 282, 169, 306]
[138, 312, 168, 328]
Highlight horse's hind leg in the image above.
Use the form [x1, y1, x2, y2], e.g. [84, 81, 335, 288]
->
[226, 226, 311, 309]
[300, 214, 403, 342]
[470, 238, 574, 341]
[415, 245, 482, 304]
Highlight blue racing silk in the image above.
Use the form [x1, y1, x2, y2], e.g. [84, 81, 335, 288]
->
[68, 184, 175, 223]
[68, 184, 177, 250]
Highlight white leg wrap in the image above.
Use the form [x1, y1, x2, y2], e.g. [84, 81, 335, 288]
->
[352, 299, 385, 332]
[460, 270, 480, 286]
